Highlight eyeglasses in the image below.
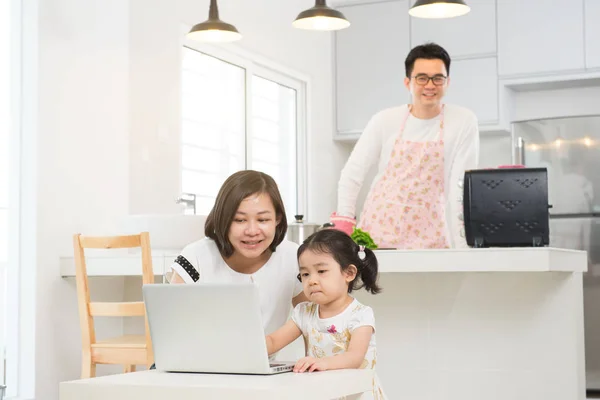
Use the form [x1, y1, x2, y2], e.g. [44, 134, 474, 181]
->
[412, 74, 447, 86]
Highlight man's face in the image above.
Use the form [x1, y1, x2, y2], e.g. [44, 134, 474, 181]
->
[404, 58, 449, 109]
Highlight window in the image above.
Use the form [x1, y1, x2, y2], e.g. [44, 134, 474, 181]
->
[180, 45, 306, 219]
[250, 75, 298, 215]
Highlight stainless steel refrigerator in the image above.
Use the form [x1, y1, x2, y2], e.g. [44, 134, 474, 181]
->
[513, 115, 600, 391]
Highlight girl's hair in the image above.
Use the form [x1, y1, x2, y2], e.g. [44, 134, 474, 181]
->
[297, 229, 381, 294]
[205, 170, 288, 258]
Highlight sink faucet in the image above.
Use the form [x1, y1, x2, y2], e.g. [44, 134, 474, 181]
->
[176, 192, 196, 215]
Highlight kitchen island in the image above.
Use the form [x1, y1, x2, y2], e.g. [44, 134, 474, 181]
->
[354, 247, 586, 400]
[60, 247, 587, 399]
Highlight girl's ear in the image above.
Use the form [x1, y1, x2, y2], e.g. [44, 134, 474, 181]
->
[344, 264, 358, 283]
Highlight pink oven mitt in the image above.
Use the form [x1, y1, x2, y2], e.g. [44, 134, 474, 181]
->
[329, 212, 356, 236]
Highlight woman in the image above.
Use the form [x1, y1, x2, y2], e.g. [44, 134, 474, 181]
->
[169, 170, 307, 336]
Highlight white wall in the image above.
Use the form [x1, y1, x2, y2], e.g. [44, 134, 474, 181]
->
[36, 0, 130, 397]
[33, 0, 342, 399]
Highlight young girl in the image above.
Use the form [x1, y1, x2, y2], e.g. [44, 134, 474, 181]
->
[266, 229, 387, 399]
[169, 170, 307, 336]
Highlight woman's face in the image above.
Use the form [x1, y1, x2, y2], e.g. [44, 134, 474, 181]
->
[228, 192, 280, 259]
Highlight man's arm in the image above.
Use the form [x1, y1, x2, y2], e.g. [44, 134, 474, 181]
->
[337, 111, 386, 218]
[447, 115, 479, 248]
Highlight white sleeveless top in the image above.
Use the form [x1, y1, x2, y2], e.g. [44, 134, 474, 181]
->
[170, 238, 303, 335]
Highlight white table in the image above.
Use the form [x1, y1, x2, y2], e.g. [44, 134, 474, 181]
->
[59, 369, 374, 400]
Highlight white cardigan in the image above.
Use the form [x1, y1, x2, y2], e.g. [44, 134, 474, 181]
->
[337, 104, 480, 248]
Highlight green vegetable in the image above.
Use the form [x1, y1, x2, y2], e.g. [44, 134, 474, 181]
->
[350, 227, 378, 250]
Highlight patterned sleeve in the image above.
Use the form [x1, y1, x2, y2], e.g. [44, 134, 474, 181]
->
[348, 305, 376, 333]
[293, 271, 304, 297]
[287, 241, 304, 297]
[169, 245, 200, 283]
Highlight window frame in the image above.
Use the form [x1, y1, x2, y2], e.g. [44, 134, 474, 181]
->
[179, 26, 309, 219]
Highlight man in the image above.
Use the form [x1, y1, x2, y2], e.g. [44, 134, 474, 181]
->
[332, 42, 479, 249]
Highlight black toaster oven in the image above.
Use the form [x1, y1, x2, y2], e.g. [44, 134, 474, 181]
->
[463, 167, 551, 248]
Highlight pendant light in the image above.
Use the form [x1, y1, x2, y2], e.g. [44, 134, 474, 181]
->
[187, 0, 242, 43]
[409, 0, 470, 19]
[293, 0, 350, 31]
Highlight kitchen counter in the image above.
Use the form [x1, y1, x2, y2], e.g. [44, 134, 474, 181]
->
[352, 247, 587, 400]
[59, 247, 586, 277]
[60, 249, 175, 277]
[59, 369, 374, 400]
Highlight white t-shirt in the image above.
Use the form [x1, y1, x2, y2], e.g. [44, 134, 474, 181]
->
[170, 238, 304, 335]
[337, 104, 479, 248]
[292, 299, 387, 399]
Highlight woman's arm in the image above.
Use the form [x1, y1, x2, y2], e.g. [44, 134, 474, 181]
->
[266, 320, 302, 355]
[292, 291, 309, 307]
[169, 271, 185, 284]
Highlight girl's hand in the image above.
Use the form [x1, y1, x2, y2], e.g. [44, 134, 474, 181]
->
[293, 356, 329, 373]
[265, 320, 302, 356]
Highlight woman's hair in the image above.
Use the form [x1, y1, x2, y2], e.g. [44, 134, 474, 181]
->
[297, 229, 381, 294]
[205, 170, 288, 258]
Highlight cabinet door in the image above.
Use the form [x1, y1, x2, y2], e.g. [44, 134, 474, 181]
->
[410, 0, 496, 58]
[585, 0, 600, 69]
[444, 57, 498, 124]
[335, 0, 410, 134]
[497, 0, 585, 76]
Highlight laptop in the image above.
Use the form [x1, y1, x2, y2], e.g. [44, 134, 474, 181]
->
[142, 283, 295, 375]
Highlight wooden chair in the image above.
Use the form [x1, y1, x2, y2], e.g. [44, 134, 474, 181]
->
[73, 232, 155, 378]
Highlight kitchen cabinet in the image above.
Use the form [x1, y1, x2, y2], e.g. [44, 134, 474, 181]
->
[444, 57, 498, 124]
[410, 0, 496, 58]
[585, 0, 600, 69]
[497, 0, 585, 76]
[335, 0, 410, 136]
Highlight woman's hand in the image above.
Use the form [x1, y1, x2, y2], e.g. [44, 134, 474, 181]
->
[293, 356, 329, 373]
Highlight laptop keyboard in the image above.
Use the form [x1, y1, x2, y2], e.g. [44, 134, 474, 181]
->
[269, 363, 286, 367]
